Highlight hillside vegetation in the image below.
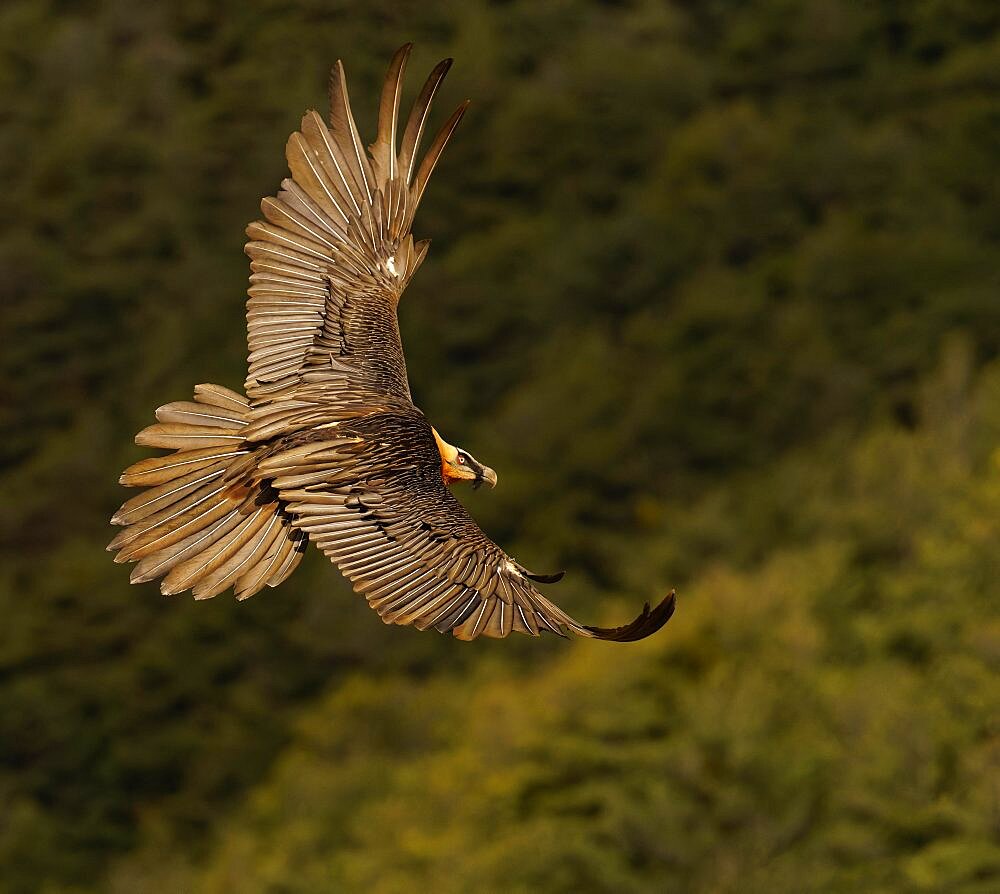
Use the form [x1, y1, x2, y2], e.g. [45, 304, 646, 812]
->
[1, 1, 998, 891]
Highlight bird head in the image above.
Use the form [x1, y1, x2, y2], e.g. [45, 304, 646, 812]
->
[432, 428, 497, 489]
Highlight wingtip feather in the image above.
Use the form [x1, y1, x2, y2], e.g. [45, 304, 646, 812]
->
[584, 590, 677, 643]
[398, 57, 455, 186]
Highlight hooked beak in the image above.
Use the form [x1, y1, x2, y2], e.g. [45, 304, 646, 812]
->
[475, 465, 498, 490]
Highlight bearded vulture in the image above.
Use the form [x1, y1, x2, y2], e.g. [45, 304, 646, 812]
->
[108, 45, 675, 642]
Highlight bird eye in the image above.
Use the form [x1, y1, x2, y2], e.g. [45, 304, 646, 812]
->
[456, 454, 466, 465]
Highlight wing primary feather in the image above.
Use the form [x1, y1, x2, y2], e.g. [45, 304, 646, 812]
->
[164, 508, 267, 596]
[430, 592, 480, 633]
[410, 587, 462, 630]
[522, 569, 565, 584]
[282, 139, 351, 227]
[235, 523, 293, 600]
[372, 43, 412, 183]
[112, 468, 225, 525]
[110, 483, 229, 553]
[328, 60, 375, 206]
[267, 530, 308, 587]
[382, 577, 451, 623]
[398, 58, 453, 186]
[193, 383, 249, 410]
[516, 604, 540, 637]
[583, 591, 678, 642]
[369, 571, 440, 610]
[303, 111, 364, 218]
[407, 99, 469, 226]
[129, 510, 242, 583]
[194, 512, 283, 599]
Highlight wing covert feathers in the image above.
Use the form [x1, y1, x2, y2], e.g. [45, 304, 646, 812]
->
[244, 44, 467, 407]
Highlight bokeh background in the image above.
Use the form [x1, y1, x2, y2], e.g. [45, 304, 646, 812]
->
[2, 1, 1000, 891]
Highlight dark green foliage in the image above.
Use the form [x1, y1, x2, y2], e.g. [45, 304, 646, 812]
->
[0, 1, 997, 891]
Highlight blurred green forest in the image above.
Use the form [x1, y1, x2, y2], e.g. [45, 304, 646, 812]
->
[1, 0, 998, 891]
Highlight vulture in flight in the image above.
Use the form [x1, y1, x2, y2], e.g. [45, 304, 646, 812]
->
[108, 45, 676, 642]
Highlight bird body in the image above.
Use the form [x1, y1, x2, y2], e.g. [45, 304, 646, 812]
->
[109, 45, 675, 642]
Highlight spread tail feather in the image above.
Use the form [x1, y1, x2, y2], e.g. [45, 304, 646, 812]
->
[109, 383, 307, 600]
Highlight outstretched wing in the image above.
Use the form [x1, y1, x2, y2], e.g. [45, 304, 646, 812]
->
[243, 44, 466, 420]
[256, 409, 676, 641]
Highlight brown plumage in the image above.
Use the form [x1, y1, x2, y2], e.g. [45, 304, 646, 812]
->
[109, 45, 676, 641]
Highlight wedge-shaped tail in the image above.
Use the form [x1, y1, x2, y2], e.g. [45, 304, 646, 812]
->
[108, 384, 306, 601]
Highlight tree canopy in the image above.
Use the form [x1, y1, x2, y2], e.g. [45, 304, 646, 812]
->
[1, 1, 998, 891]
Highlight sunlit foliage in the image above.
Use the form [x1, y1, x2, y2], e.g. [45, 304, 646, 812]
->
[1, 1, 997, 891]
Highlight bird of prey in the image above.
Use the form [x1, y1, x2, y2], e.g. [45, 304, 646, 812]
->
[108, 45, 676, 642]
